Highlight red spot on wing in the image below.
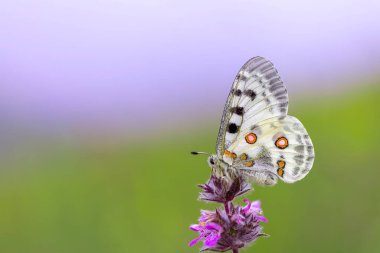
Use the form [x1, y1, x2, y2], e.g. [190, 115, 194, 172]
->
[275, 137, 289, 149]
[245, 133, 257, 144]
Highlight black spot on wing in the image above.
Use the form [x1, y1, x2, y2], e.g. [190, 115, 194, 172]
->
[228, 123, 239, 134]
[244, 89, 257, 100]
[230, 107, 244, 116]
[234, 89, 242, 96]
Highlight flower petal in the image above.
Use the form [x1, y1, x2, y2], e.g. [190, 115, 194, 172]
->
[252, 200, 261, 209]
[236, 214, 244, 225]
[188, 235, 202, 247]
[204, 232, 221, 247]
[242, 199, 252, 213]
[199, 210, 216, 223]
[205, 222, 223, 231]
[257, 215, 268, 222]
[189, 224, 203, 231]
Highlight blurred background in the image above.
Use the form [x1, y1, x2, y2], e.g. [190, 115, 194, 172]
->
[0, 0, 379, 252]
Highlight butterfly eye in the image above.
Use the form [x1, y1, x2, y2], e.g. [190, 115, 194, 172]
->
[209, 157, 215, 165]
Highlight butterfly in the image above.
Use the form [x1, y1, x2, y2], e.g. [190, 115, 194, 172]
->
[194, 57, 315, 186]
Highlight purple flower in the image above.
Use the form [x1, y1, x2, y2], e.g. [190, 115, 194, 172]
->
[198, 175, 250, 203]
[242, 199, 268, 223]
[189, 199, 268, 252]
[189, 173, 268, 252]
[189, 222, 223, 249]
[199, 210, 218, 223]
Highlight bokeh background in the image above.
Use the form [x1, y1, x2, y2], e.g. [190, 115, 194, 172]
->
[1, 1, 379, 252]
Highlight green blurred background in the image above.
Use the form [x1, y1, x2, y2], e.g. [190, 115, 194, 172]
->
[1, 84, 379, 253]
[1, 1, 380, 253]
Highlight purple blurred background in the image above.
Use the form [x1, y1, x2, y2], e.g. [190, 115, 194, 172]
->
[1, 0, 379, 138]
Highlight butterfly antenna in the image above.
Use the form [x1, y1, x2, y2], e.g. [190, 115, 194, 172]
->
[191, 151, 210, 156]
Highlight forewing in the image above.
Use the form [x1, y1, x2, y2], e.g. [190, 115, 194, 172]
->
[216, 57, 288, 158]
[224, 116, 315, 184]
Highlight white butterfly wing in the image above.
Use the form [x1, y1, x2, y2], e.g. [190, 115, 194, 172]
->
[217, 56, 288, 157]
[216, 57, 314, 185]
[226, 116, 314, 184]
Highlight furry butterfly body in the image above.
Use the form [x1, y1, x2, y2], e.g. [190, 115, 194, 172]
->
[207, 57, 314, 186]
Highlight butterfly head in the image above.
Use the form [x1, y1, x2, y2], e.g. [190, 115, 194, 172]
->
[191, 151, 219, 168]
[191, 151, 231, 178]
[207, 154, 234, 179]
[207, 154, 218, 168]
